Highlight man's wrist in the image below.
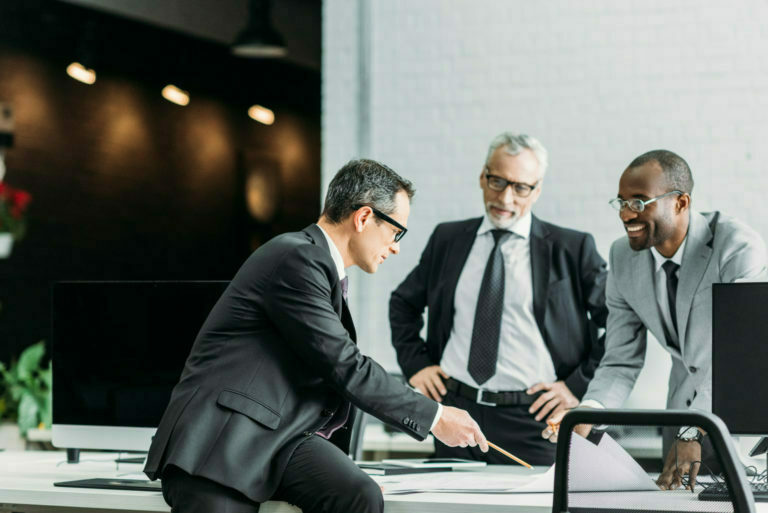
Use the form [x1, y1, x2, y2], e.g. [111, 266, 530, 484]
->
[430, 403, 443, 431]
[677, 426, 703, 443]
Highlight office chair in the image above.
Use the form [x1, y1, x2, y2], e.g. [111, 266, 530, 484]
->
[347, 407, 369, 461]
[552, 409, 755, 513]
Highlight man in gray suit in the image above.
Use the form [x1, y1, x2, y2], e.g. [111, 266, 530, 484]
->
[542, 149, 767, 489]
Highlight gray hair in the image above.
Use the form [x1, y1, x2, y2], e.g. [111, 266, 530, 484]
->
[485, 133, 548, 177]
[321, 159, 415, 224]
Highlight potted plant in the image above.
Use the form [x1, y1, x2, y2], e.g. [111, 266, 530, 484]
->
[0, 180, 32, 258]
[0, 341, 52, 448]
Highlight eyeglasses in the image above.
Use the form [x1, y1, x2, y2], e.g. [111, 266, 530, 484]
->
[484, 172, 539, 198]
[608, 190, 683, 213]
[354, 205, 407, 243]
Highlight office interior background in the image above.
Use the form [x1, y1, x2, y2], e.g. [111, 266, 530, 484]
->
[0, 0, 767, 436]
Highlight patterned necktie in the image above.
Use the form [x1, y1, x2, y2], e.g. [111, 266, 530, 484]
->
[468, 229, 512, 385]
[662, 260, 680, 335]
[340, 276, 349, 302]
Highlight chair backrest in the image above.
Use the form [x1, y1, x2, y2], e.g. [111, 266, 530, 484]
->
[347, 407, 368, 461]
[552, 409, 755, 513]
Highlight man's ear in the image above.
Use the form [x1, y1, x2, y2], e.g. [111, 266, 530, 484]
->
[352, 206, 373, 232]
[676, 193, 691, 214]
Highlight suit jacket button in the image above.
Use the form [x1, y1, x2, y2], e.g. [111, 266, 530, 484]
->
[403, 417, 410, 424]
[689, 366, 697, 373]
[321, 409, 334, 417]
[303, 431, 312, 436]
[686, 399, 692, 407]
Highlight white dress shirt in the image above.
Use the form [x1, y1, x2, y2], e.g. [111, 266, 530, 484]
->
[440, 212, 558, 391]
[650, 237, 688, 346]
[316, 225, 443, 429]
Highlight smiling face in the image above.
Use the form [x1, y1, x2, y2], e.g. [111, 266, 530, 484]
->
[349, 190, 409, 273]
[480, 146, 543, 229]
[617, 161, 687, 253]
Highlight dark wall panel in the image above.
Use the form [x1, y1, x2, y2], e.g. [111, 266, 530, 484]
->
[0, 1, 321, 362]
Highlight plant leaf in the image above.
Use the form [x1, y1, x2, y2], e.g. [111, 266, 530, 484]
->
[17, 391, 39, 436]
[17, 341, 45, 382]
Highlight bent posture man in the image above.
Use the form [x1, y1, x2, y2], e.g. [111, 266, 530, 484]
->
[543, 150, 767, 489]
[390, 133, 607, 465]
[145, 159, 487, 513]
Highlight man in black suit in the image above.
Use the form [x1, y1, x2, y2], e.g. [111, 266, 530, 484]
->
[390, 133, 608, 465]
[144, 159, 488, 513]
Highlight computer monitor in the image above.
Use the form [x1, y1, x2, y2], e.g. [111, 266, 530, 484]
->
[51, 280, 229, 452]
[712, 282, 768, 435]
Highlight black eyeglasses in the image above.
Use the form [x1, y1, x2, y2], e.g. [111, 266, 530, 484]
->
[484, 171, 539, 198]
[354, 205, 407, 243]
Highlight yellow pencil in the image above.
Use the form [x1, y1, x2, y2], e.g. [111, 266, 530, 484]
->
[487, 441, 534, 469]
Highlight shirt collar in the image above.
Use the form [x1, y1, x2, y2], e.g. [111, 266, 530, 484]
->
[315, 224, 346, 280]
[650, 236, 687, 273]
[478, 210, 532, 239]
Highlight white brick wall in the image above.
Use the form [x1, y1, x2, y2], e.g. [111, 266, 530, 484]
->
[323, 0, 768, 407]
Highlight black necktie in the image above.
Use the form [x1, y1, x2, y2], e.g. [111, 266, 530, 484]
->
[340, 276, 349, 302]
[468, 229, 512, 385]
[662, 260, 679, 335]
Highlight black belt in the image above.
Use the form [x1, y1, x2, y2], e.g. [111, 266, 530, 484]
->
[445, 377, 540, 407]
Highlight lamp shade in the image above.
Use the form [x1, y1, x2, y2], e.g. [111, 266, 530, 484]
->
[231, 0, 287, 57]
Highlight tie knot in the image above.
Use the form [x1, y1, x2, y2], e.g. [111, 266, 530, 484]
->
[662, 260, 679, 278]
[491, 229, 512, 246]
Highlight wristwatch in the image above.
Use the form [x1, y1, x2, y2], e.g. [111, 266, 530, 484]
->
[678, 427, 703, 443]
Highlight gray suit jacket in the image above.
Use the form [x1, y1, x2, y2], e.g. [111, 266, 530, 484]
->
[584, 211, 767, 411]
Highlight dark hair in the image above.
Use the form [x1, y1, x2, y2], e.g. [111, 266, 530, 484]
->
[321, 159, 415, 224]
[627, 149, 694, 194]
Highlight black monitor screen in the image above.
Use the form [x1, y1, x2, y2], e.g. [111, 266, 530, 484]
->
[52, 281, 228, 428]
[712, 282, 768, 435]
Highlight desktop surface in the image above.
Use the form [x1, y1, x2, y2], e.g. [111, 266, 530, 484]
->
[0, 451, 760, 513]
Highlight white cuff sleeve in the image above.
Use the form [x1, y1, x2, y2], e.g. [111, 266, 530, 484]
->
[430, 403, 443, 431]
[579, 399, 606, 409]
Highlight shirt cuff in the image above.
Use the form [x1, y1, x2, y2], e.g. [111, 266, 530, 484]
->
[579, 399, 605, 409]
[430, 403, 443, 431]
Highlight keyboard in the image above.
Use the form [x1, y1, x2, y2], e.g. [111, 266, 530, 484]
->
[698, 481, 768, 502]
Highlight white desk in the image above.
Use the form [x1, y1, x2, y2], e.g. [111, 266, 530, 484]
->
[0, 451, 760, 513]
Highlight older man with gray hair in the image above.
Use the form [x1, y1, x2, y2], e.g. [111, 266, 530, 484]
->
[389, 133, 608, 465]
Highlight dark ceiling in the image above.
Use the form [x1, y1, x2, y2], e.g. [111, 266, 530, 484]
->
[0, 0, 320, 114]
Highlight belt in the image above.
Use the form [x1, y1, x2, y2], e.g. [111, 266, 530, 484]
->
[445, 377, 539, 407]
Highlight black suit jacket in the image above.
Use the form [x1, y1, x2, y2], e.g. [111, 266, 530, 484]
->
[145, 224, 437, 503]
[389, 216, 608, 398]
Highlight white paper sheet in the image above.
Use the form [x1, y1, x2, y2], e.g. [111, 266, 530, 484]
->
[378, 433, 658, 495]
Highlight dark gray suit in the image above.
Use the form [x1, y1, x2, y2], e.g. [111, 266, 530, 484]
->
[145, 224, 437, 510]
[390, 215, 607, 464]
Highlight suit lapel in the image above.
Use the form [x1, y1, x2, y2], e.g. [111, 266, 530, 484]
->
[628, 248, 671, 348]
[302, 224, 357, 342]
[439, 218, 482, 339]
[341, 299, 357, 342]
[530, 216, 551, 333]
[676, 211, 714, 351]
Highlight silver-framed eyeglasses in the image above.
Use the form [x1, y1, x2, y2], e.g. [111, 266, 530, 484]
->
[484, 171, 539, 198]
[608, 190, 683, 213]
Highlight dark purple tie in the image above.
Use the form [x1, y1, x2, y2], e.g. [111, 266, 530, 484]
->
[340, 276, 349, 301]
